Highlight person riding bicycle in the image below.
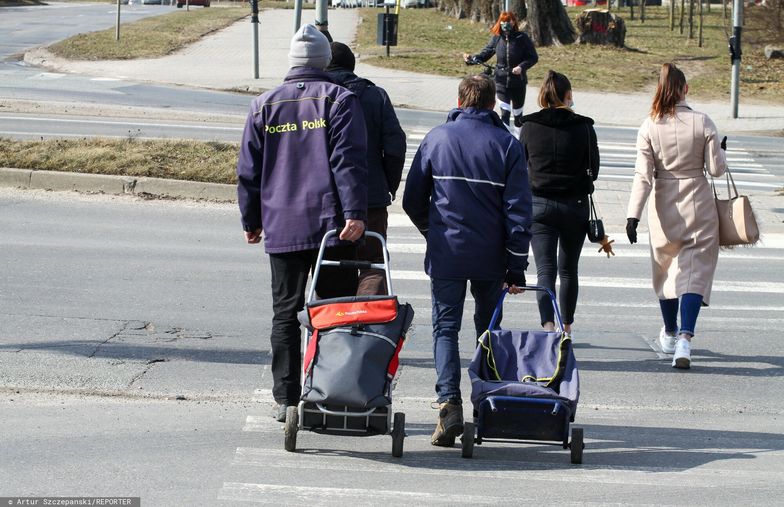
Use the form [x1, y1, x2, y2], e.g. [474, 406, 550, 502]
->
[463, 11, 538, 128]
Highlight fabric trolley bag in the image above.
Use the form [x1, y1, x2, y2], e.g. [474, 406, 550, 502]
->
[284, 229, 414, 457]
[463, 286, 584, 463]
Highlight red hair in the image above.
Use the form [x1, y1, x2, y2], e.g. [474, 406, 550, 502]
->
[491, 11, 520, 36]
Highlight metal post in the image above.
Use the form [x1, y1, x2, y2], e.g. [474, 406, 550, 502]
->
[730, 0, 743, 119]
[251, 0, 260, 79]
[294, 0, 303, 32]
[115, 0, 121, 41]
[385, 5, 390, 58]
[504, 0, 509, 11]
[315, 0, 328, 37]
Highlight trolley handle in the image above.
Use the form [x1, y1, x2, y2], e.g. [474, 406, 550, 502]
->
[487, 285, 565, 334]
[307, 229, 393, 303]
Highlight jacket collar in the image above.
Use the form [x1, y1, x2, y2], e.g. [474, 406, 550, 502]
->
[284, 67, 335, 84]
[446, 107, 506, 129]
[520, 107, 594, 127]
[676, 100, 692, 110]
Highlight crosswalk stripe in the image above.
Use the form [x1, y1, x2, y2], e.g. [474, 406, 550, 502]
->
[387, 271, 784, 293]
[402, 126, 779, 194]
[218, 482, 519, 505]
[225, 448, 782, 488]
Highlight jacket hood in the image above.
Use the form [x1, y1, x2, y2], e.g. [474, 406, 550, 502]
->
[446, 107, 507, 130]
[326, 69, 375, 93]
[520, 107, 594, 127]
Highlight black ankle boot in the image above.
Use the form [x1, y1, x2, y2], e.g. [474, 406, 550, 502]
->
[500, 110, 511, 126]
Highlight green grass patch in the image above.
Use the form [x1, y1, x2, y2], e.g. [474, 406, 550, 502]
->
[354, 6, 784, 103]
[0, 137, 239, 184]
[47, 6, 249, 60]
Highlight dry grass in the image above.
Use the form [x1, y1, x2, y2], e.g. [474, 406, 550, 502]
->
[354, 6, 784, 103]
[47, 6, 249, 60]
[0, 137, 239, 184]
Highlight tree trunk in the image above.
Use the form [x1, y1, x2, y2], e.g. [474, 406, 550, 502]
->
[688, 0, 694, 39]
[641, 0, 646, 23]
[698, 0, 703, 47]
[680, 0, 685, 34]
[670, 0, 675, 31]
[630, 0, 635, 21]
[526, 0, 576, 46]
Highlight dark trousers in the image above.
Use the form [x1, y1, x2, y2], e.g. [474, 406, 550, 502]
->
[356, 207, 388, 296]
[497, 87, 526, 110]
[530, 195, 588, 326]
[430, 278, 504, 404]
[268, 244, 357, 405]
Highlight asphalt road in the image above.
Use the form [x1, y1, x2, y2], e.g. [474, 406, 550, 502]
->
[2, 3, 784, 504]
[2, 184, 784, 505]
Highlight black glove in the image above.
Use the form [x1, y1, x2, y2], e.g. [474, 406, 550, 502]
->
[720, 136, 727, 151]
[505, 270, 526, 288]
[626, 218, 639, 244]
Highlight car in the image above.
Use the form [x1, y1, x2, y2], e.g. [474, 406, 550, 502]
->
[177, 0, 210, 7]
[141, 0, 162, 4]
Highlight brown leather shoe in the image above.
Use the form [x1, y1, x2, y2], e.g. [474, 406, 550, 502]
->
[431, 401, 464, 447]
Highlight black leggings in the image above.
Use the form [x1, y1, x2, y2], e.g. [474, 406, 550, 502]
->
[530, 195, 589, 326]
[497, 87, 526, 110]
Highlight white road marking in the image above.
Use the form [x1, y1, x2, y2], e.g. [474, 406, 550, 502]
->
[218, 482, 510, 505]
[225, 448, 782, 488]
[388, 271, 784, 293]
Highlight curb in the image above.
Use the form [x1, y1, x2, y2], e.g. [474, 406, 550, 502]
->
[0, 167, 236, 202]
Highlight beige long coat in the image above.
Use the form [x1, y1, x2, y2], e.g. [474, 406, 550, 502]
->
[626, 102, 727, 304]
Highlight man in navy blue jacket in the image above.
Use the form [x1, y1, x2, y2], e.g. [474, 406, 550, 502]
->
[326, 42, 407, 296]
[236, 24, 368, 422]
[403, 74, 532, 446]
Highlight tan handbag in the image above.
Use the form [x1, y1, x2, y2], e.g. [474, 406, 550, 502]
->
[711, 167, 760, 247]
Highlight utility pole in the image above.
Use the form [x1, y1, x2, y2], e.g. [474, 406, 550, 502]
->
[315, 0, 330, 40]
[504, 0, 509, 11]
[251, 0, 259, 79]
[294, 0, 302, 32]
[115, 0, 121, 41]
[730, 0, 743, 118]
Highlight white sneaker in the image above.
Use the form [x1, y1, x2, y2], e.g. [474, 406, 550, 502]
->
[672, 338, 691, 369]
[658, 327, 677, 354]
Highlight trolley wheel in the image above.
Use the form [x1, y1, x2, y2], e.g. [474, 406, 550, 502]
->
[461, 422, 475, 459]
[391, 412, 405, 458]
[284, 406, 299, 453]
[570, 427, 584, 464]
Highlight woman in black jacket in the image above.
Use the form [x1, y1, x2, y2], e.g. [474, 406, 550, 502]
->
[463, 11, 538, 128]
[519, 70, 600, 336]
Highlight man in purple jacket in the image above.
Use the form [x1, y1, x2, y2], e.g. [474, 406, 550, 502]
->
[403, 74, 532, 447]
[236, 24, 368, 423]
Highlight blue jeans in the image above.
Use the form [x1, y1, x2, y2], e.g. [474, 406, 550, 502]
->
[530, 195, 589, 326]
[659, 293, 703, 336]
[431, 278, 504, 404]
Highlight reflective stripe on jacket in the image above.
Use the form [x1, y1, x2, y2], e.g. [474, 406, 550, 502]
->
[403, 107, 532, 280]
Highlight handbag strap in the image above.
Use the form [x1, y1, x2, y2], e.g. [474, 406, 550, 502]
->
[589, 193, 599, 221]
[710, 165, 739, 200]
[585, 124, 595, 194]
[585, 123, 600, 220]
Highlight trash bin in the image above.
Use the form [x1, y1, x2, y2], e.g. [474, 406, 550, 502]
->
[377, 13, 398, 46]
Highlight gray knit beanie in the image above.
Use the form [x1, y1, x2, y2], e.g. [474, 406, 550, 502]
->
[288, 24, 331, 70]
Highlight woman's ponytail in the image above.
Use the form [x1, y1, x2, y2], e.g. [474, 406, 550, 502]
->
[650, 63, 687, 120]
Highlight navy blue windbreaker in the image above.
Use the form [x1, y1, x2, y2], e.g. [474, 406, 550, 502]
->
[403, 108, 532, 280]
[236, 67, 367, 253]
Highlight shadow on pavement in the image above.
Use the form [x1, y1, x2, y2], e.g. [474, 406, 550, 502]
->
[295, 422, 778, 472]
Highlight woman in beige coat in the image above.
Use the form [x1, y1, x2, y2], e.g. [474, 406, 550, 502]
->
[626, 63, 727, 369]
